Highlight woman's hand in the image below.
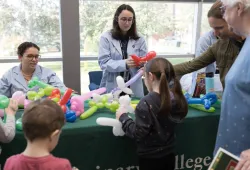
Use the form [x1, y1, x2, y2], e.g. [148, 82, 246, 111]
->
[126, 58, 136, 68]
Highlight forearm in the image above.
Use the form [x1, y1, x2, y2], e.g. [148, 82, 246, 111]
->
[0, 114, 16, 143]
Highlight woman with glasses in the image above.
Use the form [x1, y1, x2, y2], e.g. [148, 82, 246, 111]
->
[98, 4, 147, 97]
[212, 0, 250, 167]
[0, 42, 66, 97]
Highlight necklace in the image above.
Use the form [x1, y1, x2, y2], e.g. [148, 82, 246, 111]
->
[21, 70, 33, 82]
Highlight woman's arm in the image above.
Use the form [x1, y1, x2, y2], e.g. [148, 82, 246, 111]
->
[98, 35, 127, 72]
[0, 71, 11, 98]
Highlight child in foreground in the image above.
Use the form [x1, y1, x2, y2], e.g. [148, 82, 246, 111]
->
[116, 57, 188, 170]
[4, 99, 78, 170]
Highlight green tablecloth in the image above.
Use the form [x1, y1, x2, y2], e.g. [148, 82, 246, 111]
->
[0, 105, 220, 170]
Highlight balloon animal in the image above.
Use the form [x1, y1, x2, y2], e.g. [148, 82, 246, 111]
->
[96, 95, 134, 136]
[131, 51, 156, 66]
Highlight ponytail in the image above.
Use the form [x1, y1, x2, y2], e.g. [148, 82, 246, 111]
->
[171, 77, 188, 118]
[145, 57, 188, 118]
[159, 72, 171, 112]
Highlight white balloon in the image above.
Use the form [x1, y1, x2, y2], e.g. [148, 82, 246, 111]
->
[116, 76, 126, 89]
[119, 95, 134, 114]
[96, 117, 125, 136]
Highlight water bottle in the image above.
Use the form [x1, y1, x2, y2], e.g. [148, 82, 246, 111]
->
[205, 72, 214, 94]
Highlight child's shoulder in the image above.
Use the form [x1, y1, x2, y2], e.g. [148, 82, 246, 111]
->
[139, 92, 160, 104]
[6, 154, 22, 162]
[137, 92, 160, 110]
[49, 155, 71, 166]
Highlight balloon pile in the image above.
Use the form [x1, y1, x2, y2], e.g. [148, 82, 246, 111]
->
[1, 66, 145, 131]
[80, 93, 118, 120]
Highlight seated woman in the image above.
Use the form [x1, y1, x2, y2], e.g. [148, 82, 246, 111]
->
[98, 4, 147, 98]
[0, 42, 66, 98]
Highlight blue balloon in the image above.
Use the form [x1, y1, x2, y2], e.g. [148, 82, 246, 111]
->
[185, 92, 217, 110]
[65, 110, 76, 122]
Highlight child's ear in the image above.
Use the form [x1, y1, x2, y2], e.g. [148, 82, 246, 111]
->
[149, 72, 154, 81]
[50, 129, 60, 139]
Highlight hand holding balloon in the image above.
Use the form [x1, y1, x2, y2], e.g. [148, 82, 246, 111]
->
[5, 99, 18, 116]
[116, 95, 134, 119]
[131, 51, 156, 66]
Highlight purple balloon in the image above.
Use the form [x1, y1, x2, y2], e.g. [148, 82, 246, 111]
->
[112, 70, 143, 93]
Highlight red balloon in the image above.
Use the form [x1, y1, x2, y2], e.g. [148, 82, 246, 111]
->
[131, 51, 156, 66]
[51, 89, 60, 96]
[59, 88, 72, 105]
[61, 105, 67, 113]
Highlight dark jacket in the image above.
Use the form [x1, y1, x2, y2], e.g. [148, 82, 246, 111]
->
[119, 92, 185, 158]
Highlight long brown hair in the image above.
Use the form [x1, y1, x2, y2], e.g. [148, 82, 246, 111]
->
[111, 4, 139, 40]
[145, 58, 188, 118]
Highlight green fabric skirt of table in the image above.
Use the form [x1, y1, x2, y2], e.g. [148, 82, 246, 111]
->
[0, 101, 220, 170]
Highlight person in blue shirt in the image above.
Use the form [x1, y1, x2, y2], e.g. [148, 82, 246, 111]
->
[0, 42, 66, 98]
[98, 4, 147, 98]
[214, 0, 250, 165]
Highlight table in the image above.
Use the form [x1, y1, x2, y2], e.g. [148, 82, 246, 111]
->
[0, 106, 220, 170]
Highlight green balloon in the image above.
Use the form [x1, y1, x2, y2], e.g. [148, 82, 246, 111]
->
[44, 86, 54, 96]
[16, 118, 22, 131]
[88, 100, 96, 107]
[34, 95, 41, 101]
[0, 95, 9, 109]
[96, 102, 104, 108]
[105, 103, 111, 109]
[52, 97, 60, 102]
[110, 107, 117, 112]
[37, 89, 45, 97]
[101, 96, 108, 104]
[27, 91, 37, 100]
[111, 101, 119, 109]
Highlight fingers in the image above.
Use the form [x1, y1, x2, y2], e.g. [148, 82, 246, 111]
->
[242, 159, 250, 170]
[126, 59, 137, 68]
[241, 150, 250, 159]
[235, 159, 246, 170]
[9, 99, 18, 111]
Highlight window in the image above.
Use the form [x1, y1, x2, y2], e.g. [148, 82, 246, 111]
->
[200, 3, 213, 35]
[0, 0, 61, 59]
[79, 1, 196, 56]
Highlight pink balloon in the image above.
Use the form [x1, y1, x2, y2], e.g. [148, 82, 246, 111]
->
[12, 91, 25, 106]
[0, 109, 4, 117]
[24, 99, 31, 109]
[70, 87, 106, 117]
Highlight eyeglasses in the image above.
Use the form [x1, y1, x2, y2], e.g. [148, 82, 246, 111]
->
[119, 17, 134, 23]
[24, 54, 41, 60]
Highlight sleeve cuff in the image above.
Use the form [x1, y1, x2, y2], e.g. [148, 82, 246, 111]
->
[119, 113, 131, 124]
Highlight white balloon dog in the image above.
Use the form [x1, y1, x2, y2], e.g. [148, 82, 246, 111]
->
[96, 95, 134, 136]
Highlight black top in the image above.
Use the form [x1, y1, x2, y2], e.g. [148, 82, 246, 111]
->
[120, 35, 130, 82]
[119, 92, 185, 158]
